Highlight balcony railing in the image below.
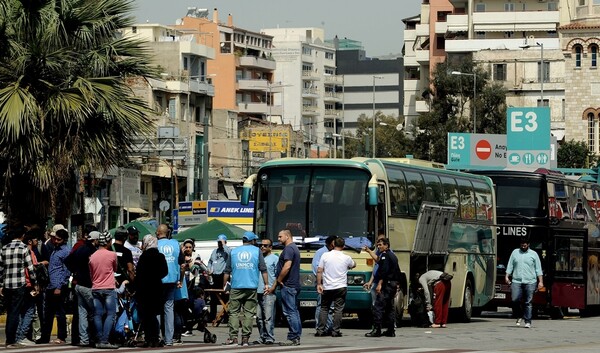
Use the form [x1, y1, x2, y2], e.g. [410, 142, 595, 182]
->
[238, 55, 276, 70]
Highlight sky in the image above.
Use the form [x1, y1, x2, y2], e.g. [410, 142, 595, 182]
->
[132, 1, 423, 57]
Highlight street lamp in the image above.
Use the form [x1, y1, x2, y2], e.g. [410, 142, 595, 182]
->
[372, 75, 384, 157]
[520, 41, 544, 106]
[451, 71, 477, 133]
[332, 133, 342, 159]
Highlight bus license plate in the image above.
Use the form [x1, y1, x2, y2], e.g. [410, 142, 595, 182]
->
[494, 293, 506, 299]
[300, 300, 317, 307]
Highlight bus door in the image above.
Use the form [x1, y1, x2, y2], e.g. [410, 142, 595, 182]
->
[411, 203, 456, 271]
[551, 232, 586, 309]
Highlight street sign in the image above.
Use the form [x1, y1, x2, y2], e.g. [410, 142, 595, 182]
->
[506, 107, 551, 169]
[159, 200, 170, 211]
[475, 139, 492, 160]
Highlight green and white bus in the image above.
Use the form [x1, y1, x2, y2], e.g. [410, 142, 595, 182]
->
[241, 157, 497, 323]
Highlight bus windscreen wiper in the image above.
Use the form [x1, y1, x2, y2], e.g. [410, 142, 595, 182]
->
[505, 212, 534, 221]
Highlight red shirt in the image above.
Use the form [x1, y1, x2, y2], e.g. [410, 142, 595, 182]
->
[89, 248, 117, 290]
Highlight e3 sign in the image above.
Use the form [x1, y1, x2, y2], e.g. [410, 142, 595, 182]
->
[506, 107, 551, 168]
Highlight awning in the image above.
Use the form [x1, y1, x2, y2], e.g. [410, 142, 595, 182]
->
[124, 207, 149, 214]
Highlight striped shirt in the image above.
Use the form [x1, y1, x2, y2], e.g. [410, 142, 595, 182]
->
[0, 239, 36, 289]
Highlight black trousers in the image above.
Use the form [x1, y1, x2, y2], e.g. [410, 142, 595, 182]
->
[317, 287, 346, 334]
[372, 281, 397, 331]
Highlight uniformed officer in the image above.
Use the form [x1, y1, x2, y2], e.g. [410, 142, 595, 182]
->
[365, 237, 401, 338]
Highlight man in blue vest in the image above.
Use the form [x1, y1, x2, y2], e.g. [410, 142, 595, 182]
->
[222, 231, 268, 347]
[156, 224, 184, 346]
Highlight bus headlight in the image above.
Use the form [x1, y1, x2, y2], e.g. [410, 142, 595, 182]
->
[347, 275, 365, 285]
[301, 273, 316, 286]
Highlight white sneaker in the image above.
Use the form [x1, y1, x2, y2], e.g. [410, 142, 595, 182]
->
[524, 322, 531, 328]
[17, 339, 36, 346]
[515, 318, 522, 326]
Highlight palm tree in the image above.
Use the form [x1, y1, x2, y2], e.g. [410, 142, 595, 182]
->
[0, 0, 155, 228]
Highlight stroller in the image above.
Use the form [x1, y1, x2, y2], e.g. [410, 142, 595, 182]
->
[187, 260, 217, 343]
[113, 292, 141, 347]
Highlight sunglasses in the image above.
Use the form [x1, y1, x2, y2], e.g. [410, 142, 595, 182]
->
[260, 244, 271, 248]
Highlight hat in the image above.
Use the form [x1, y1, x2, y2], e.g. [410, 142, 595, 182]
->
[242, 231, 258, 242]
[50, 224, 65, 236]
[217, 234, 227, 242]
[88, 231, 101, 241]
[98, 231, 112, 246]
[127, 226, 139, 235]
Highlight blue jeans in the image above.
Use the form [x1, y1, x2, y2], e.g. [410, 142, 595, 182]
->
[16, 289, 36, 343]
[511, 282, 536, 323]
[159, 283, 176, 345]
[315, 293, 333, 331]
[75, 285, 94, 344]
[92, 289, 117, 344]
[5, 286, 26, 345]
[280, 286, 302, 341]
[256, 293, 276, 343]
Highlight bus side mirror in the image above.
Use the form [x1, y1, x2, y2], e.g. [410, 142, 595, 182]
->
[368, 174, 378, 206]
[241, 174, 257, 206]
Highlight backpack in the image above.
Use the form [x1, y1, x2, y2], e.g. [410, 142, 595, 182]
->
[33, 264, 49, 288]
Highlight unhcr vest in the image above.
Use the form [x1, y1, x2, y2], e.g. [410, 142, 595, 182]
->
[158, 238, 181, 284]
[230, 245, 260, 289]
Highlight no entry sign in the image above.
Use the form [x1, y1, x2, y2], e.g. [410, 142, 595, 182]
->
[475, 139, 492, 160]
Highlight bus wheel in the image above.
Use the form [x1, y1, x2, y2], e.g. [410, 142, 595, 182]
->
[459, 279, 474, 323]
[549, 306, 567, 320]
[394, 288, 405, 326]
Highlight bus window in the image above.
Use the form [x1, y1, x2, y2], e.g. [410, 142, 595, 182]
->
[457, 179, 476, 220]
[555, 182, 571, 219]
[440, 176, 460, 216]
[555, 236, 584, 278]
[422, 173, 443, 203]
[473, 180, 493, 221]
[404, 171, 424, 215]
[388, 168, 408, 216]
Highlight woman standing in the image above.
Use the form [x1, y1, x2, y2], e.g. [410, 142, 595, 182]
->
[135, 235, 168, 347]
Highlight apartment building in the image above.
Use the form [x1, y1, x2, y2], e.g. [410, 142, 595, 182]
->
[261, 27, 341, 157]
[119, 24, 215, 219]
[404, 0, 565, 138]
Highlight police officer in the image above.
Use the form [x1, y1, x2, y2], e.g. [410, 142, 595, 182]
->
[222, 232, 268, 347]
[365, 237, 400, 338]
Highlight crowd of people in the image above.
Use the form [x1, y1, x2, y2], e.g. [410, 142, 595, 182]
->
[0, 223, 216, 349]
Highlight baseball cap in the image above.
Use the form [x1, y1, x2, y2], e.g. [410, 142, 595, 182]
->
[98, 231, 113, 246]
[88, 231, 101, 241]
[127, 226, 139, 235]
[242, 231, 258, 242]
[50, 224, 65, 236]
[217, 234, 227, 242]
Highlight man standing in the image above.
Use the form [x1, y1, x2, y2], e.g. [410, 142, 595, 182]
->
[157, 224, 185, 346]
[207, 234, 230, 321]
[39, 228, 71, 345]
[0, 226, 36, 348]
[505, 236, 543, 329]
[255, 238, 278, 345]
[112, 226, 135, 285]
[222, 232, 268, 347]
[266, 229, 302, 346]
[419, 270, 453, 328]
[311, 235, 336, 333]
[65, 230, 100, 347]
[316, 237, 356, 337]
[365, 238, 400, 338]
[124, 226, 142, 268]
[89, 232, 118, 349]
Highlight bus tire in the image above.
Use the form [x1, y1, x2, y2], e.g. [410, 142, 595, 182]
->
[394, 288, 405, 326]
[458, 278, 474, 323]
[549, 306, 567, 320]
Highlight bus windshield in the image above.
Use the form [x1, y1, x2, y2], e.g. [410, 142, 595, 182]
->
[494, 177, 545, 218]
[254, 166, 372, 248]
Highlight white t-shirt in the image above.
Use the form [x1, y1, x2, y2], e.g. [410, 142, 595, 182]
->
[318, 249, 355, 290]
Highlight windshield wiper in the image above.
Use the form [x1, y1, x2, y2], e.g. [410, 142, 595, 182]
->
[343, 244, 362, 254]
[505, 212, 534, 221]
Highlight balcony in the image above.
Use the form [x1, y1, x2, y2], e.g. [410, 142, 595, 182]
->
[148, 77, 214, 96]
[519, 77, 565, 92]
[404, 79, 420, 92]
[324, 109, 341, 117]
[404, 29, 416, 42]
[473, 11, 559, 32]
[435, 21, 447, 34]
[416, 99, 430, 113]
[238, 102, 282, 115]
[445, 38, 560, 53]
[324, 74, 343, 85]
[153, 40, 215, 60]
[302, 88, 319, 98]
[323, 92, 342, 102]
[446, 14, 468, 33]
[238, 79, 268, 91]
[415, 49, 429, 63]
[238, 55, 276, 70]
[415, 23, 429, 38]
[302, 70, 321, 81]
[302, 105, 319, 116]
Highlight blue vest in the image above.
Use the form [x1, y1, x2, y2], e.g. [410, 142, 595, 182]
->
[158, 238, 181, 284]
[230, 245, 260, 289]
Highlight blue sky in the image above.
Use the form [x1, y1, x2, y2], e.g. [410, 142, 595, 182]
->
[132, 1, 422, 57]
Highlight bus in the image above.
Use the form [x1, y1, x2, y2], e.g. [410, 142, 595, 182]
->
[241, 157, 497, 323]
[471, 168, 600, 318]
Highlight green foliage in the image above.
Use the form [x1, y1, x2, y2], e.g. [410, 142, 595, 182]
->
[557, 139, 590, 168]
[343, 113, 413, 158]
[0, 0, 155, 224]
[412, 58, 507, 163]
